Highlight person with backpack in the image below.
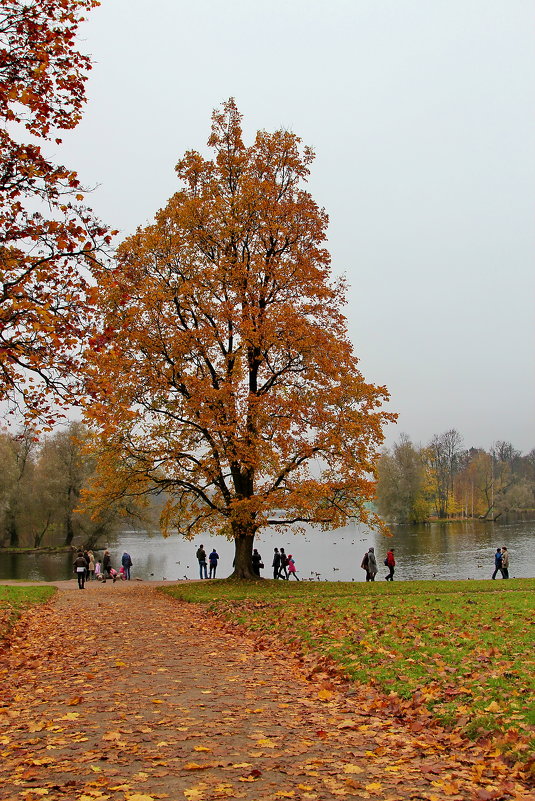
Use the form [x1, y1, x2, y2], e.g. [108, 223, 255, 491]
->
[196, 544, 208, 579]
[364, 547, 377, 581]
[278, 548, 289, 580]
[208, 548, 219, 578]
[287, 555, 299, 580]
[360, 550, 369, 580]
[121, 551, 133, 580]
[384, 548, 395, 581]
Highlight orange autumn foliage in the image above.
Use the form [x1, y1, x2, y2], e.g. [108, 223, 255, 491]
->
[0, 0, 111, 425]
[84, 100, 396, 577]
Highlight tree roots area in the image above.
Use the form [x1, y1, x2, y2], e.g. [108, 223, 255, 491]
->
[0, 582, 532, 801]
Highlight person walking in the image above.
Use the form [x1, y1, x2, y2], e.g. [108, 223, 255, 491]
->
[208, 549, 219, 578]
[121, 551, 133, 580]
[196, 544, 208, 579]
[102, 550, 112, 579]
[366, 547, 378, 581]
[73, 551, 87, 589]
[492, 547, 503, 579]
[360, 550, 369, 580]
[252, 549, 263, 577]
[287, 555, 299, 580]
[385, 548, 395, 581]
[278, 548, 289, 580]
[272, 547, 281, 579]
[501, 546, 509, 579]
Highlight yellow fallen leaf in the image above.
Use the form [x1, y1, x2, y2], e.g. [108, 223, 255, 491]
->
[275, 793, 295, 798]
[184, 790, 204, 800]
[297, 785, 313, 791]
[365, 782, 382, 792]
[103, 731, 122, 741]
[256, 738, 276, 747]
[115, 660, 127, 667]
[90, 765, 102, 773]
[317, 689, 333, 701]
[194, 746, 212, 752]
[126, 795, 156, 801]
[184, 762, 207, 771]
[58, 712, 79, 720]
[151, 699, 163, 704]
[343, 765, 364, 774]
[0, 736, 9, 744]
[484, 701, 501, 713]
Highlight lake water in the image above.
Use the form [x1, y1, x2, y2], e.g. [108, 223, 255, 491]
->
[0, 519, 533, 583]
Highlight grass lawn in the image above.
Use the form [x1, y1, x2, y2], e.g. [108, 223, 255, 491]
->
[0, 586, 56, 640]
[162, 578, 534, 756]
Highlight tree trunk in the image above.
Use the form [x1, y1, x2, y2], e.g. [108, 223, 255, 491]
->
[64, 513, 74, 546]
[7, 510, 19, 548]
[229, 532, 258, 580]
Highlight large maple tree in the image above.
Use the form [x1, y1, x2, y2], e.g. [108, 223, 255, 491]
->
[0, 0, 110, 424]
[84, 100, 395, 578]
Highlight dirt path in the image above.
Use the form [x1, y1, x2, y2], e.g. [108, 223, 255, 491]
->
[0, 582, 532, 801]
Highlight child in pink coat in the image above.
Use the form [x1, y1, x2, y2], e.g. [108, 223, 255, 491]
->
[287, 555, 300, 581]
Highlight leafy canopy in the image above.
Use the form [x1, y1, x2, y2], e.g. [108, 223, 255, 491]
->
[0, 0, 111, 425]
[84, 100, 395, 568]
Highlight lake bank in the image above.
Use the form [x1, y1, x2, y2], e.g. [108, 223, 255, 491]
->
[0, 518, 533, 583]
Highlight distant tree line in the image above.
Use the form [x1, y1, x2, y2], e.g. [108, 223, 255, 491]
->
[376, 430, 535, 524]
[0, 423, 152, 549]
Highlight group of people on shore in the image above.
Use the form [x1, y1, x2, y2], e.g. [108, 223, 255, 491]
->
[271, 547, 299, 579]
[72, 549, 133, 588]
[360, 547, 396, 581]
[195, 544, 299, 579]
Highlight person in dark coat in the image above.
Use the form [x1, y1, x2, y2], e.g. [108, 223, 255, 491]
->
[73, 551, 87, 589]
[208, 549, 219, 578]
[252, 549, 263, 577]
[102, 550, 112, 578]
[196, 544, 208, 579]
[278, 548, 289, 580]
[272, 547, 281, 579]
[491, 547, 503, 579]
[121, 552, 133, 580]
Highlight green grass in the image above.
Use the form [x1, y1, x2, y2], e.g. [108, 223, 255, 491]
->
[0, 586, 56, 639]
[162, 578, 535, 756]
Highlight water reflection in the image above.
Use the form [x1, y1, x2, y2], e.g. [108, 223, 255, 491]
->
[0, 520, 533, 583]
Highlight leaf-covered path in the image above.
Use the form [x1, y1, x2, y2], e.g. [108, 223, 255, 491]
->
[0, 582, 532, 801]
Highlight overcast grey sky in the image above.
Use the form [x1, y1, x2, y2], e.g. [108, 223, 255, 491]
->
[60, 0, 534, 453]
